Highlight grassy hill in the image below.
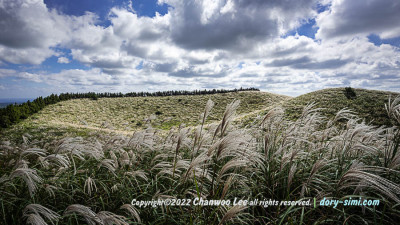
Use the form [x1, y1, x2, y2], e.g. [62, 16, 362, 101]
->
[5, 88, 399, 138]
[283, 87, 399, 126]
[20, 91, 289, 133]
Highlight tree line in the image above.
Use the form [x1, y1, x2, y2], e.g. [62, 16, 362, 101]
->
[0, 87, 259, 128]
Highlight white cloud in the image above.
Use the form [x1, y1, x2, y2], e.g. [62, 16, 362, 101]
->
[0, 0, 400, 97]
[0, 68, 17, 78]
[316, 0, 400, 40]
[161, 0, 318, 50]
[13, 34, 398, 96]
[0, 0, 97, 64]
[57, 57, 70, 64]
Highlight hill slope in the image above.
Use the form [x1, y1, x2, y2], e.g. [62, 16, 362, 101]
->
[5, 88, 399, 138]
[283, 88, 399, 126]
[22, 91, 289, 132]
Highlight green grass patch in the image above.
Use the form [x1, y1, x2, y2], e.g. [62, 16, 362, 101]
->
[283, 87, 399, 126]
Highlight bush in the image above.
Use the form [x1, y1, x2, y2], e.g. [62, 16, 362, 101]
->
[344, 87, 357, 99]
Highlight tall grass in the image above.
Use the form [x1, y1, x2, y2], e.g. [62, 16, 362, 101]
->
[0, 95, 400, 224]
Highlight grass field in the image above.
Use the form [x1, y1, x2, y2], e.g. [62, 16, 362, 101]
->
[1, 88, 400, 224]
[18, 91, 289, 132]
[284, 88, 400, 126]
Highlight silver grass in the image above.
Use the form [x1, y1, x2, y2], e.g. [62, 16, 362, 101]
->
[54, 137, 83, 154]
[22, 135, 30, 145]
[54, 137, 104, 160]
[84, 177, 97, 196]
[327, 108, 355, 127]
[120, 204, 141, 223]
[339, 166, 400, 203]
[217, 159, 248, 180]
[203, 99, 215, 123]
[216, 99, 240, 137]
[64, 204, 101, 225]
[156, 160, 191, 178]
[124, 170, 148, 181]
[23, 204, 60, 225]
[299, 102, 323, 120]
[25, 214, 47, 225]
[119, 151, 130, 167]
[193, 130, 201, 151]
[104, 136, 127, 151]
[221, 175, 234, 199]
[218, 205, 248, 225]
[182, 152, 210, 182]
[393, 109, 400, 124]
[44, 184, 58, 198]
[151, 153, 170, 165]
[152, 161, 172, 171]
[38, 156, 50, 169]
[172, 127, 191, 176]
[21, 148, 47, 158]
[208, 132, 247, 159]
[127, 129, 155, 151]
[260, 107, 284, 127]
[44, 154, 70, 168]
[128, 150, 136, 163]
[186, 189, 209, 199]
[98, 159, 117, 175]
[352, 143, 379, 155]
[287, 163, 297, 190]
[10, 167, 42, 196]
[280, 148, 304, 171]
[385, 95, 400, 120]
[0, 143, 13, 158]
[109, 151, 119, 169]
[389, 151, 400, 170]
[264, 134, 270, 159]
[175, 159, 191, 172]
[14, 159, 29, 169]
[301, 159, 327, 197]
[96, 211, 128, 225]
[232, 174, 251, 192]
[194, 99, 215, 153]
[0, 140, 13, 154]
[0, 174, 8, 184]
[239, 148, 264, 170]
[192, 126, 209, 156]
[1, 140, 11, 145]
[111, 183, 121, 193]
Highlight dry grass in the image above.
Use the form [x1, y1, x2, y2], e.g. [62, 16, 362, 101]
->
[21, 91, 288, 132]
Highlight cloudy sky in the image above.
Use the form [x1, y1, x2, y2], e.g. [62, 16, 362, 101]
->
[0, 0, 399, 98]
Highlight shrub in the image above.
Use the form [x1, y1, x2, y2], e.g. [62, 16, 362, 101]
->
[344, 87, 357, 99]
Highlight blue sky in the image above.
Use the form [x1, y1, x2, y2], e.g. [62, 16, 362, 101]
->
[0, 0, 400, 98]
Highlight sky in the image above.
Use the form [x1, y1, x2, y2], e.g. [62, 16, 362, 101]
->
[0, 0, 399, 98]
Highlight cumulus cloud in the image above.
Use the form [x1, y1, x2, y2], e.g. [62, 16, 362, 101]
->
[57, 57, 70, 64]
[316, 0, 400, 40]
[164, 0, 318, 51]
[0, 0, 97, 64]
[0, 0, 400, 97]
